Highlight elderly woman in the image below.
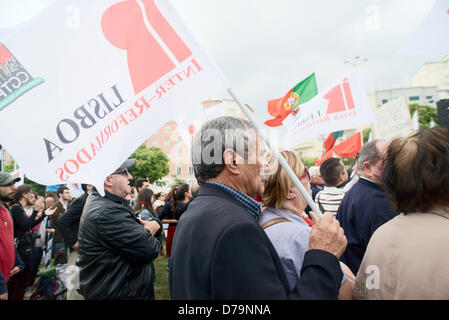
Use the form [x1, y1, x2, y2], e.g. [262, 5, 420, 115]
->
[354, 127, 449, 299]
[259, 150, 355, 299]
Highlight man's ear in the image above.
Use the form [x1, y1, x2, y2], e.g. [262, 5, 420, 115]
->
[223, 149, 240, 175]
[104, 175, 113, 188]
[362, 161, 370, 172]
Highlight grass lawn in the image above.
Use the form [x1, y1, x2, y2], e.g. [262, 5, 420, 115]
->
[154, 255, 170, 300]
[28, 248, 172, 300]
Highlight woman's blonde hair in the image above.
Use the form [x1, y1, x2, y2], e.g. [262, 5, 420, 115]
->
[262, 150, 305, 209]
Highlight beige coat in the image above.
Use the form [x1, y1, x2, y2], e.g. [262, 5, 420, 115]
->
[354, 206, 449, 300]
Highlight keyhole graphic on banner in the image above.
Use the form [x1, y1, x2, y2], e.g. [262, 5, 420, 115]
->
[323, 78, 355, 114]
[102, 0, 192, 94]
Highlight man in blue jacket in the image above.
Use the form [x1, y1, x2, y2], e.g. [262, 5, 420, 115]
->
[336, 140, 399, 275]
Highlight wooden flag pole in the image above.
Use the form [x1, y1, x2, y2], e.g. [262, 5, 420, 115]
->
[227, 87, 323, 218]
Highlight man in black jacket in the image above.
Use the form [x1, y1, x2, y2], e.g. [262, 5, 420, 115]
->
[57, 184, 92, 252]
[169, 116, 347, 299]
[76, 159, 162, 300]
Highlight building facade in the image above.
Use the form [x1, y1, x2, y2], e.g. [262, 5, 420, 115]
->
[145, 120, 195, 191]
[145, 99, 254, 192]
[412, 55, 449, 100]
[374, 86, 438, 108]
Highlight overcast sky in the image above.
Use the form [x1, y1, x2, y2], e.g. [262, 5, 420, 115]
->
[0, 0, 440, 126]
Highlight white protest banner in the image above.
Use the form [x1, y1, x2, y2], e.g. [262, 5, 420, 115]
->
[373, 97, 414, 141]
[11, 168, 24, 186]
[0, 0, 230, 194]
[399, 0, 449, 57]
[284, 71, 374, 148]
[67, 183, 84, 198]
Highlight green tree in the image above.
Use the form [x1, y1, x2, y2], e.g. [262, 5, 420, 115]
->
[297, 151, 318, 168]
[409, 103, 439, 129]
[3, 160, 15, 173]
[362, 128, 372, 144]
[341, 158, 356, 167]
[128, 145, 169, 183]
[174, 178, 186, 184]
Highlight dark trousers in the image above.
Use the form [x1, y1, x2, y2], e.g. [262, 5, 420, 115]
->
[27, 247, 43, 287]
[7, 246, 32, 300]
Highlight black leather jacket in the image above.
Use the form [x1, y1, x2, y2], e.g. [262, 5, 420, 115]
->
[77, 190, 161, 299]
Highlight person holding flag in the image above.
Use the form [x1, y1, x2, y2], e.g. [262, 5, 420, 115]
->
[170, 116, 347, 299]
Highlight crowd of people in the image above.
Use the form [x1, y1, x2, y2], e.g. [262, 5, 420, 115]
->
[1, 115, 449, 300]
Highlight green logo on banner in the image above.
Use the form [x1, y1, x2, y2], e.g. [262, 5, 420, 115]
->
[0, 42, 45, 111]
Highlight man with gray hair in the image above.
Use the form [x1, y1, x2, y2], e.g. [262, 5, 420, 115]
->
[169, 116, 347, 299]
[336, 140, 398, 275]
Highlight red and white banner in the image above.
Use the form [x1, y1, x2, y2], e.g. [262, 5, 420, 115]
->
[0, 0, 230, 194]
[284, 71, 374, 148]
[11, 168, 24, 186]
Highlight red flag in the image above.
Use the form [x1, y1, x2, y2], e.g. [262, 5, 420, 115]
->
[265, 97, 286, 127]
[332, 132, 361, 158]
[315, 132, 361, 165]
[324, 133, 336, 152]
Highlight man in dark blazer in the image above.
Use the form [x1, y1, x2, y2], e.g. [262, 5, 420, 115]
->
[57, 184, 92, 252]
[336, 140, 399, 275]
[57, 184, 92, 300]
[169, 117, 347, 300]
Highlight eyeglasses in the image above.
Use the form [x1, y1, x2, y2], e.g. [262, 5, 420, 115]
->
[111, 168, 130, 176]
[299, 167, 310, 181]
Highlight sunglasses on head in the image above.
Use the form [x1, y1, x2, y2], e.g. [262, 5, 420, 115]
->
[111, 168, 129, 176]
[299, 167, 310, 181]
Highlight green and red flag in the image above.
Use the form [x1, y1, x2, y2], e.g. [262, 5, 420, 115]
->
[324, 130, 344, 153]
[265, 73, 318, 127]
[316, 132, 362, 165]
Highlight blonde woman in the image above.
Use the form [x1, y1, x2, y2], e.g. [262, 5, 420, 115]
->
[260, 150, 355, 299]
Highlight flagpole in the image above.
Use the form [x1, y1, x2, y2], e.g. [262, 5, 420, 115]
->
[227, 87, 323, 218]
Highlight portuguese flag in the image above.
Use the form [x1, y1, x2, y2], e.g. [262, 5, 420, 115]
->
[264, 73, 318, 127]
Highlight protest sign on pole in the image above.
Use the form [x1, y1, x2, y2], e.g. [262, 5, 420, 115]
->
[0, 0, 230, 194]
[373, 97, 414, 141]
[284, 71, 374, 148]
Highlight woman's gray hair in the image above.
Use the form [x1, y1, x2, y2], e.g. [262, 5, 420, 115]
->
[192, 116, 256, 184]
[357, 140, 386, 172]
